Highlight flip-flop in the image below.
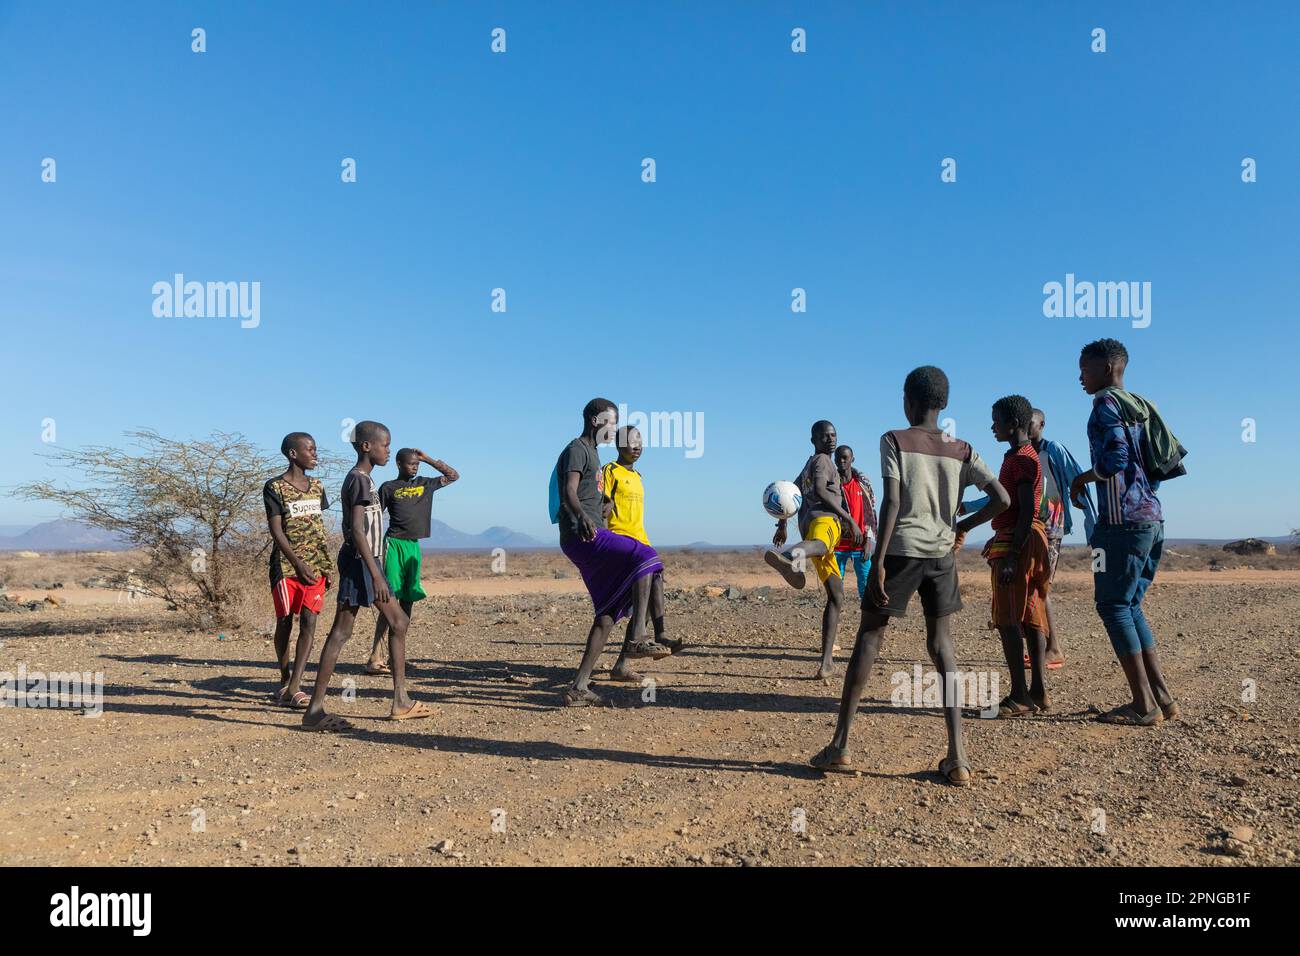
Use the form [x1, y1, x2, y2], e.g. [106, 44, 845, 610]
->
[938, 756, 972, 787]
[389, 700, 437, 721]
[625, 640, 672, 661]
[562, 686, 609, 708]
[764, 549, 808, 590]
[288, 690, 311, 709]
[362, 662, 392, 676]
[302, 714, 353, 733]
[997, 695, 1036, 718]
[810, 745, 854, 774]
[1031, 693, 1052, 714]
[1097, 703, 1163, 726]
[1024, 655, 1065, 671]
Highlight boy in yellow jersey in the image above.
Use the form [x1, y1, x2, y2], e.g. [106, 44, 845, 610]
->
[602, 426, 679, 681]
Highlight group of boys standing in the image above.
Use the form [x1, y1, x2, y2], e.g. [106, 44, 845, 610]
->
[259, 337, 1183, 787]
[762, 338, 1182, 784]
[263, 421, 456, 731]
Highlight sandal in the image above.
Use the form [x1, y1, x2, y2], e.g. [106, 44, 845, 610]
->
[764, 549, 807, 590]
[288, 690, 310, 709]
[938, 756, 971, 787]
[302, 714, 353, 733]
[1097, 703, 1163, 726]
[562, 685, 609, 708]
[997, 695, 1036, 718]
[625, 640, 672, 661]
[810, 745, 853, 774]
[389, 700, 437, 721]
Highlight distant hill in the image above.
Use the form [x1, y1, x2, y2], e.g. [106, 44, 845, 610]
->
[0, 517, 546, 553]
[0, 519, 131, 552]
[416, 519, 547, 551]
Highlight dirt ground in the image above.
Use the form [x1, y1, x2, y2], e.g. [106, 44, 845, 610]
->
[1, 548, 1297, 867]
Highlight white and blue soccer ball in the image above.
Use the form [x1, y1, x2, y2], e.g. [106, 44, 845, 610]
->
[763, 480, 802, 520]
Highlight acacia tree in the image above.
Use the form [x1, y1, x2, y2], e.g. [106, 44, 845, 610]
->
[19, 429, 343, 629]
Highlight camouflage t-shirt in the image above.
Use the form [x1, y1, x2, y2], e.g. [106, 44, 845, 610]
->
[263, 475, 332, 585]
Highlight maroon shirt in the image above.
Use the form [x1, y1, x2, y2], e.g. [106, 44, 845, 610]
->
[991, 443, 1042, 534]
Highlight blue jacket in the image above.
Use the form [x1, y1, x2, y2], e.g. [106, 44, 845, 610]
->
[965, 439, 1097, 542]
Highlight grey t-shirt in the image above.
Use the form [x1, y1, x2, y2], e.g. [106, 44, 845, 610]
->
[556, 438, 603, 540]
[879, 427, 995, 558]
[796, 453, 844, 533]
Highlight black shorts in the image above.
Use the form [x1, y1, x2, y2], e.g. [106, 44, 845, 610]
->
[336, 546, 378, 608]
[867, 552, 962, 619]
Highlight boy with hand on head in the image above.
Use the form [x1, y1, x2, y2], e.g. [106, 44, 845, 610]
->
[766, 420, 863, 680]
[300, 420, 435, 730]
[554, 398, 667, 706]
[265, 432, 332, 709]
[601, 426, 680, 670]
[832, 445, 878, 604]
[1071, 338, 1180, 726]
[365, 448, 459, 675]
[983, 395, 1054, 717]
[810, 367, 1009, 785]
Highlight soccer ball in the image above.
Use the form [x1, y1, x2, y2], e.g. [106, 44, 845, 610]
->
[762, 480, 802, 520]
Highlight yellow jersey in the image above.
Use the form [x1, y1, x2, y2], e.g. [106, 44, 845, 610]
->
[601, 461, 649, 546]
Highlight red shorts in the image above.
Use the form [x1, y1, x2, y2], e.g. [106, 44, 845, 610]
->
[272, 574, 327, 618]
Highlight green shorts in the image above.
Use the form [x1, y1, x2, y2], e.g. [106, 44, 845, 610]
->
[383, 537, 426, 602]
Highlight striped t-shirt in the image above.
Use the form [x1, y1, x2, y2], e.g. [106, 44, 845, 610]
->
[880, 427, 995, 558]
[340, 467, 385, 559]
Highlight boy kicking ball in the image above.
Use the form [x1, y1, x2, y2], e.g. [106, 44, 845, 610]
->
[767, 420, 863, 679]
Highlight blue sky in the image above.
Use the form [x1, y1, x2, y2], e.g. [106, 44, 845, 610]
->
[2, 1, 1297, 545]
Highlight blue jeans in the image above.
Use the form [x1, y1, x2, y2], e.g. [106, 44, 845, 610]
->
[835, 551, 870, 602]
[1092, 521, 1163, 657]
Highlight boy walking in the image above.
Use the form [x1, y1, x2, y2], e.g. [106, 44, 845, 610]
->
[264, 432, 332, 709]
[810, 367, 1009, 785]
[832, 445, 878, 604]
[1071, 339, 1180, 726]
[365, 448, 459, 674]
[300, 421, 434, 730]
[602, 426, 680, 674]
[555, 399, 667, 706]
[983, 396, 1053, 717]
[766, 420, 863, 679]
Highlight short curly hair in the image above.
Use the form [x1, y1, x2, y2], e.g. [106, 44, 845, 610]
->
[992, 395, 1034, 430]
[1080, 338, 1128, 365]
[903, 366, 949, 412]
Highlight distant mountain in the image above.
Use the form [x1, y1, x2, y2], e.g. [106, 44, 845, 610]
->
[421, 519, 547, 551]
[0, 519, 131, 552]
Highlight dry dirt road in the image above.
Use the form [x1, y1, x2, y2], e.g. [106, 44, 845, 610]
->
[1, 556, 1297, 867]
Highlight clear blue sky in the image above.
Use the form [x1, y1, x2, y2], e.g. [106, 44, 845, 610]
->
[2, 1, 1297, 545]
